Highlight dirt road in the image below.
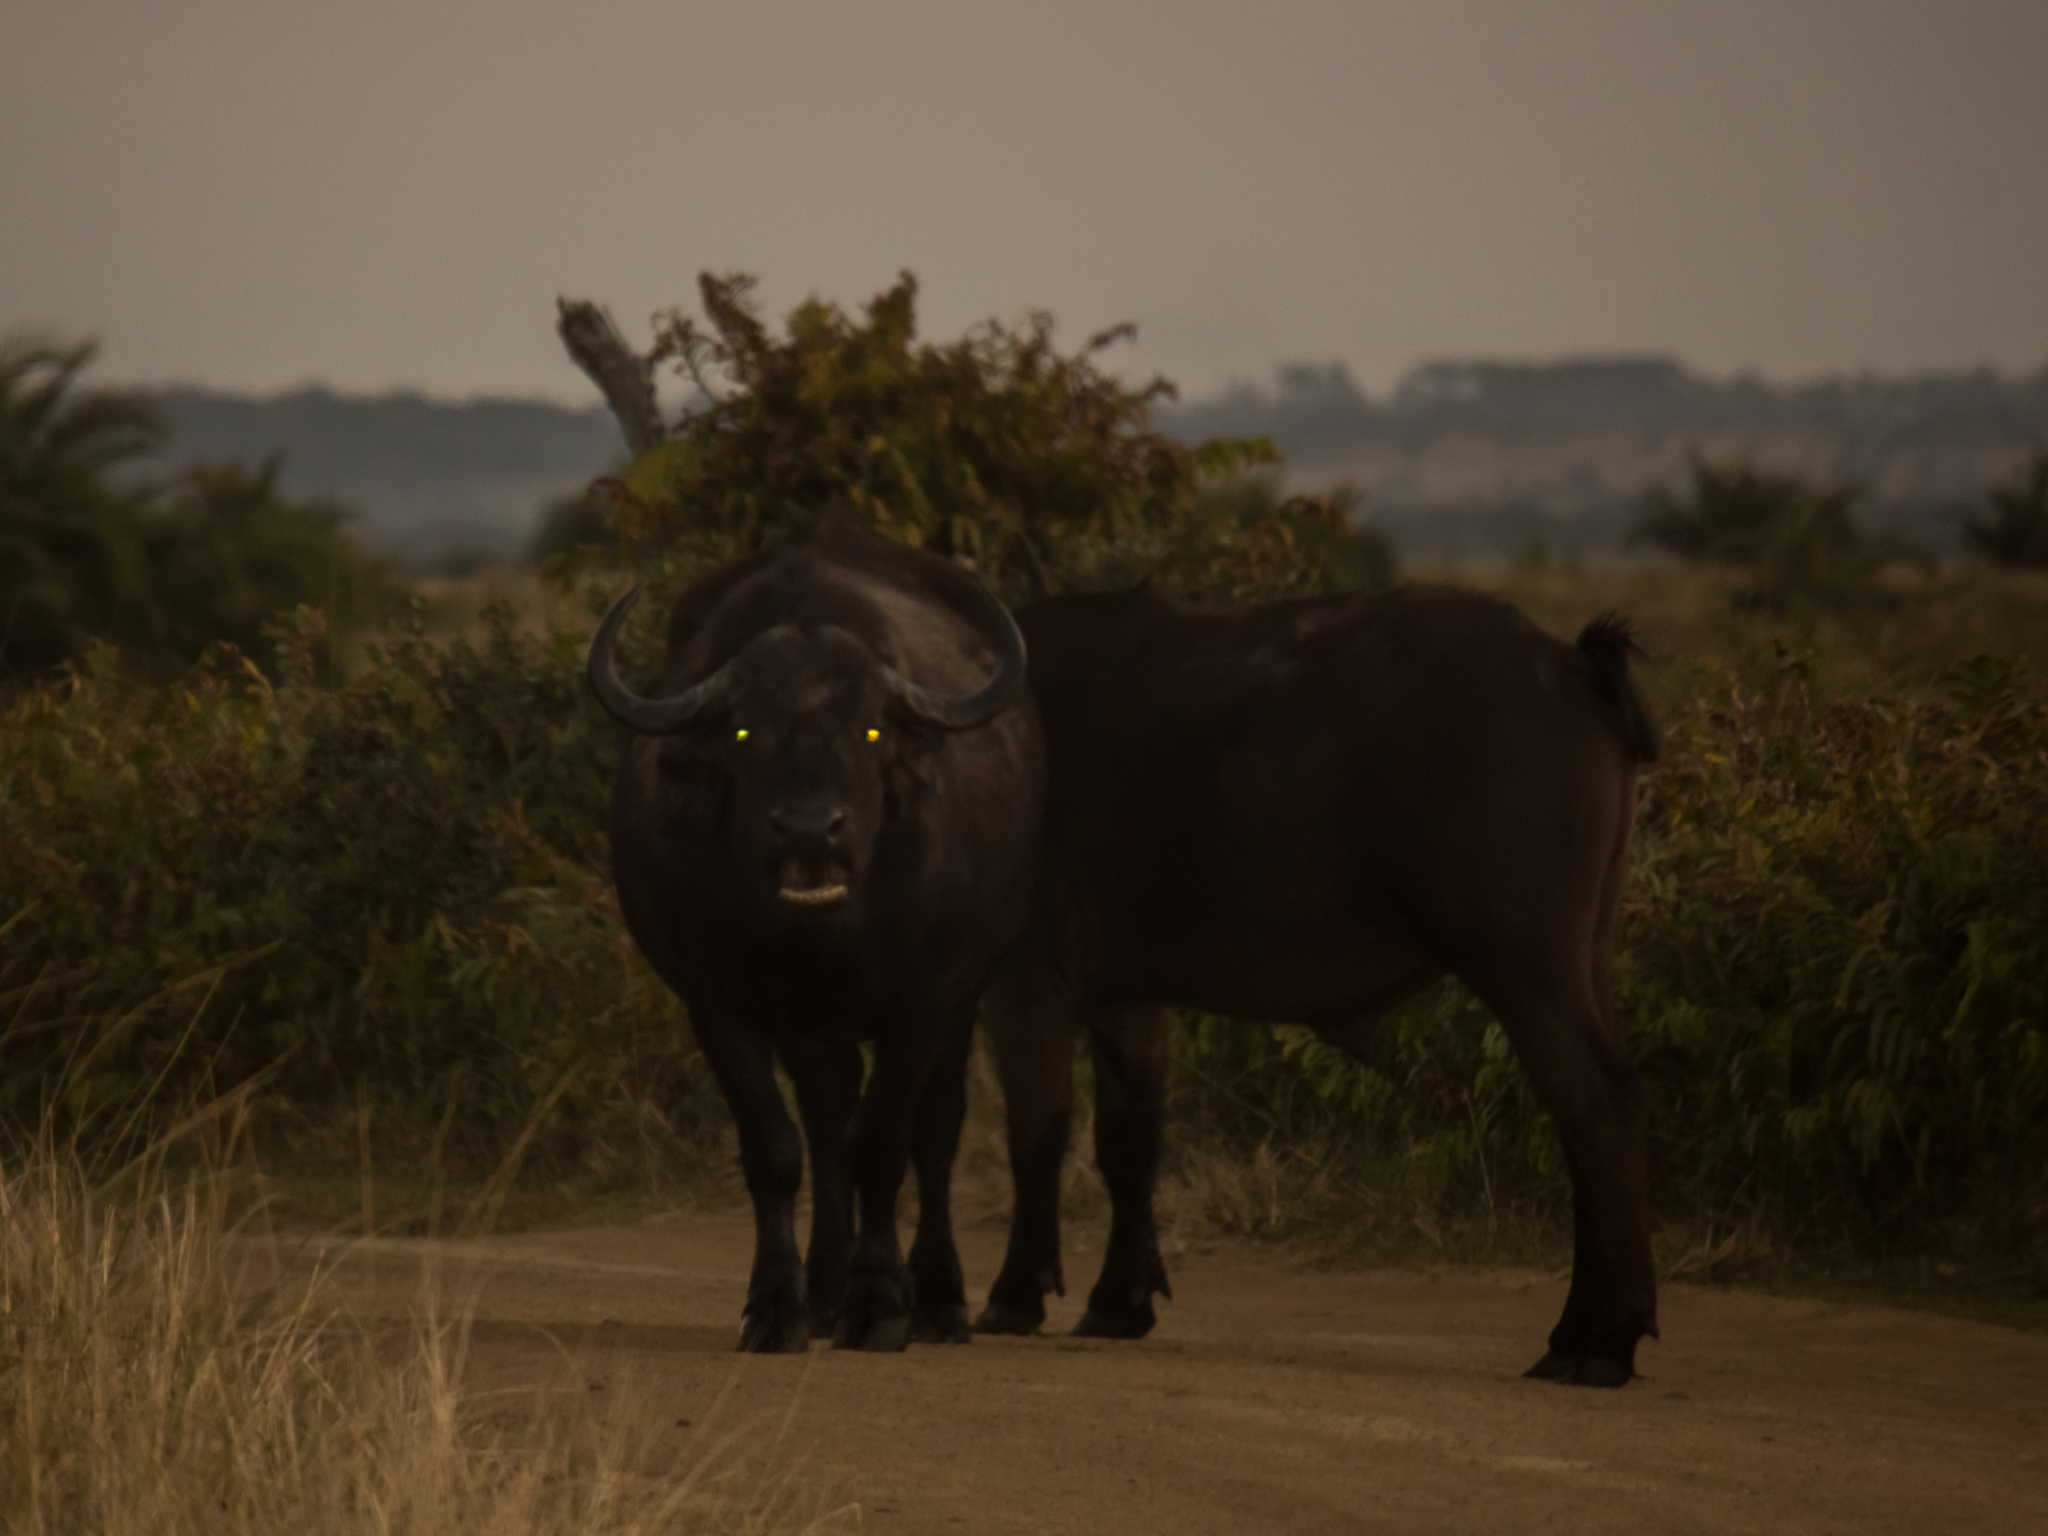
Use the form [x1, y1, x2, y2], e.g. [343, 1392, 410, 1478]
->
[306, 1212, 2046, 1534]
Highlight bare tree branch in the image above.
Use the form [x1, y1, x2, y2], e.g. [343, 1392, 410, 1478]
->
[555, 298, 666, 455]
[1012, 529, 1051, 601]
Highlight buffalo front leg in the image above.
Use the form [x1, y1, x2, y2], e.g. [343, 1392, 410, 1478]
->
[833, 1027, 941, 1352]
[1075, 1006, 1172, 1339]
[973, 966, 1078, 1335]
[906, 1015, 977, 1343]
[784, 1033, 865, 1340]
[1473, 966, 1657, 1387]
[692, 1008, 811, 1354]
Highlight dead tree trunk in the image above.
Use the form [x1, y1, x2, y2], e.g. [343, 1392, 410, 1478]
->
[555, 299, 666, 455]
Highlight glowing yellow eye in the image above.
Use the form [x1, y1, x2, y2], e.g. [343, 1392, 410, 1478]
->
[734, 728, 749, 742]
[866, 728, 880, 742]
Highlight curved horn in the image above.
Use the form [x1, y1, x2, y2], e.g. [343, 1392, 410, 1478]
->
[878, 577, 1028, 731]
[586, 583, 739, 734]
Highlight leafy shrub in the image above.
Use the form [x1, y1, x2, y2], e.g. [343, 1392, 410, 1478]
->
[1, 338, 395, 684]
[527, 486, 616, 567]
[1163, 476, 1396, 604]
[1634, 454, 1922, 618]
[568, 271, 1372, 607]
[0, 604, 720, 1184]
[1623, 650, 2047, 1253]
[0, 338, 162, 675]
[1959, 448, 2048, 569]
[130, 461, 396, 682]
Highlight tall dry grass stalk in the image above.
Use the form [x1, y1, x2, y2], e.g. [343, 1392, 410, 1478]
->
[0, 1124, 857, 1536]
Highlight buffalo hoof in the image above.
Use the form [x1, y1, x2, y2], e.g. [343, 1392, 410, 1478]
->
[834, 1307, 910, 1352]
[737, 1305, 810, 1355]
[1073, 1297, 1156, 1340]
[969, 1302, 1042, 1337]
[910, 1304, 973, 1344]
[1523, 1350, 1635, 1388]
[806, 1305, 840, 1341]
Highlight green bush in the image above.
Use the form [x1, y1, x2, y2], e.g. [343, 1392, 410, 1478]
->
[0, 604, 721, 1185]
[0, 339, 162, 676]
[565, 271, 1370, 607]
[1633, 454, 1922, 618]
[1960, 449, 2048, 569]
[1164, 476, 1396, 604]
[1, 338, 396, 684]
[527, 486, 616, 567]
[1624, 650, 2047, 1251]
[130, 461, 396, 682]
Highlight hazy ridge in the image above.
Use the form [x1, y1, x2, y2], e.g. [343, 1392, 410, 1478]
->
[143, 387, 621, 572]
[1161, 357, 2048, 560]
[140, 357, 2048, 569]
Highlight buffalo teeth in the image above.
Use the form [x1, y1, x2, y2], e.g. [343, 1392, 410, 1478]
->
[779, 884, 849, 906]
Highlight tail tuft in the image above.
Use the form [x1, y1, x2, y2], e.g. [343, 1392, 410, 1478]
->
[1576, 612, 1661, 764]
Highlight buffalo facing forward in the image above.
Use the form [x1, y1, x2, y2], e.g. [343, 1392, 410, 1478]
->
[975, 582, 1661, 1386]
[590, 515, 1042, 1351]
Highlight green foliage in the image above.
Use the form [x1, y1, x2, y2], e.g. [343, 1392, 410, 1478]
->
[1162, 476, 1397, 604]
[566, 271, 1366, 606]
[1623, 650, 2047, 1250]
[0, 338, 164, 675]
[1633, 454, 1922, 618]
[0, 604, 721, 1181]
[527, 486, 616, 567]
[129, 461, 397, 682]
[1, 338, 395, 683]
[1167, 646, 2048, 1265]
[1960, 449, 2048, 569]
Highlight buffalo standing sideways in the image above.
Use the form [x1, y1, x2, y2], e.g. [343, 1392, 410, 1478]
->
[975, 582, 1661, 1386]
[589, 514, 1043, 1352]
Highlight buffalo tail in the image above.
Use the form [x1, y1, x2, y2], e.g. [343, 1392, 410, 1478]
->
[1576, 613, 1662, 765]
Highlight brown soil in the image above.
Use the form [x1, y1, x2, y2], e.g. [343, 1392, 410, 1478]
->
[297, 1212, 2047, 1534]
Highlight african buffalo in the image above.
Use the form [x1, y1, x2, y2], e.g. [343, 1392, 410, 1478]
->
[589, 514, 1042, 1352]
[973, 582, 1661, 1386]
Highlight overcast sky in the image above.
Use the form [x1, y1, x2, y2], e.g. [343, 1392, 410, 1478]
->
[5, 1, 2045, 405]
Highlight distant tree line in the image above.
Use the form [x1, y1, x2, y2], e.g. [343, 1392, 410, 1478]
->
[1631, 447, 2048, 614]
[7, 309, 2043, 690]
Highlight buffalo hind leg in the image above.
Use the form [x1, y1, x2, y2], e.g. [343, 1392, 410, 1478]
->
[1471, 965, 1656, 1387]
[1075, 1006, 1172, 1339]
[974, 967, 1078, 1335]
[906, 1018, 976, 1343]
[785, 1034, 865, 1340]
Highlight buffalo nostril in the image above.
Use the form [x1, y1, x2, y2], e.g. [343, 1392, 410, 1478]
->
[770, 804, 848, 845]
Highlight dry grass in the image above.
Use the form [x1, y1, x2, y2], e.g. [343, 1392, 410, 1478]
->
[1156, 1140, 1338, 1246]
[407, 566, 645, 657]
[0, 1121, 858, 1536]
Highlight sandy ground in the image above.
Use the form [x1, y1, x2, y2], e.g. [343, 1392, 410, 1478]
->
[297, 1212, 2047, 1535]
